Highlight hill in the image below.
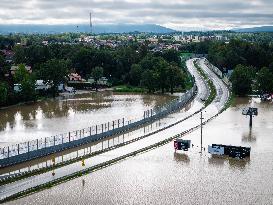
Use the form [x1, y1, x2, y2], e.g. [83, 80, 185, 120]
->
[0, 24, 176, 34]
[234, 26, 273, 33]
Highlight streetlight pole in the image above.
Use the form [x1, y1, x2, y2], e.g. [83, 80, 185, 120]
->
[200, 111, 204, 152]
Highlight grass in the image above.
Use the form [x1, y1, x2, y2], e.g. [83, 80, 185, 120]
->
[113, 85, 146, 93]
[205, 80, 217, 107]
[180, 52, 193, 59]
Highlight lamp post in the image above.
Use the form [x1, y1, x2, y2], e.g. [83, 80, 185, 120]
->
[200, 111, 204, 152]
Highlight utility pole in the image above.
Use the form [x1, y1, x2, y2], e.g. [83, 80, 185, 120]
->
[90, 12, 93, 34]
[242, 107, 258, 127]
[200, 111, 204, 152]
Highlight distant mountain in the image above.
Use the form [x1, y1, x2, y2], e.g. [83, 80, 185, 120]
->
[0, 24, 176, 34]
[234, 26, 273, 33]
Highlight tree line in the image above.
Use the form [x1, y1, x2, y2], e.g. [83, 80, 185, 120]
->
[207, 39, 273, 96]
[179, 37, 273, 96]
[0, 41, 187, 107]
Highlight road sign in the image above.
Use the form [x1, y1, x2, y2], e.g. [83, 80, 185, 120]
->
[174, 139, 191, 151]
[242, 107, 258, 127]
[242, 107, 258, 116]
[242, 108, 248, 115]
[249, 108, 258, 116]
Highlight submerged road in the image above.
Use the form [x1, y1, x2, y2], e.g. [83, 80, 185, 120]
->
[0, 58, 230, 202]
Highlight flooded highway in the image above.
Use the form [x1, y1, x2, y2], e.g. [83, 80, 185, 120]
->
[0, 58, 217, 200]
[5, 97, 273, 205]
[2, 58, 272, 204]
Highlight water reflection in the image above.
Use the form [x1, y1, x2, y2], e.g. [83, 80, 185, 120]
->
[228, 157, 250, 169]
[0, 91, 176, 144]
[173, 152, 190, 164]
[208, 155, 250, 169]
[242, 128, 256, 142]
[208, 155, 225, 166]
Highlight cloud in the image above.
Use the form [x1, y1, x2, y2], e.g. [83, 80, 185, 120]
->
[0, 0, 272, 29]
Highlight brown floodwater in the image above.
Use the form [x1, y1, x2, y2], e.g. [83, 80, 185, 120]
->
[0, 91, 175, 147]
[6, 97, 273, 205]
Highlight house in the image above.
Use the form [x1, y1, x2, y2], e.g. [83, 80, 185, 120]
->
[14, 84, 21, 92]
[42, 41, 49, 46]
[14, 80, 65, 92]
[35, 80, 51, 90]
[68, 73, 82, 81]
[1, 49, 15, 63]
[10, 65, 32, 75]
[88, 77, 109, 86]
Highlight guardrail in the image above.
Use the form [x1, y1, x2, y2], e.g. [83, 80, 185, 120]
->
[0, 84, 197, 167]
[203, 58, 232, 88]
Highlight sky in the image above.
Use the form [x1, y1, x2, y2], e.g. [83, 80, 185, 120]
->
[0, 0, 273, 30]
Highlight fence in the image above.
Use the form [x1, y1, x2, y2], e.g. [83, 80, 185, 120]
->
[0, 85, 197, 167]
[204, 58, 232, 87]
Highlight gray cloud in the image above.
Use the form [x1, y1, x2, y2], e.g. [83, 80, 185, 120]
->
[0, 0, 272, 29]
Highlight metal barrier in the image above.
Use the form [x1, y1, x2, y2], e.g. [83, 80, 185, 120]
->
[0, 85, 197, 167]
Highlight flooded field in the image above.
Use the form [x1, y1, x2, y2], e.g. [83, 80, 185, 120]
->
[6, 97, 273, 205]
[0, 91, 175, 146]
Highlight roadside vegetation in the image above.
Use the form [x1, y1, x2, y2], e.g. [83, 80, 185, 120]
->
[180, 35, 273, 97]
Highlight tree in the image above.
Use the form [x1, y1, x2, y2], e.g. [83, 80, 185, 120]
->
[39, 59, 69, 96]
[14, 64, 36, 101]
[255, 67, 273, 94]
[13, 45, 26, 64]
[167, 64, 185, 94]
[0, 54, 5, 67]
[129, 64, 142, 86]
[230, 65, 254, 96]
[269, 62, 273, 73]
[91, 66, 103, 91]
[141, 70, 157, 93]
[14, 64, 29, 82]
[156, 58, 169, 93]
[161, 49, 180, 64]
[0, 82, 8, 105]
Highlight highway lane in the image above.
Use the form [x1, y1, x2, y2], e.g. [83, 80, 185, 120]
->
[186, 59, 209, 103]
[0, 58, 229, 201]
[198, 58, 229, 111]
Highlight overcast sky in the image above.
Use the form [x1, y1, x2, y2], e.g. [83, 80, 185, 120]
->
[0, 0, 272, 30]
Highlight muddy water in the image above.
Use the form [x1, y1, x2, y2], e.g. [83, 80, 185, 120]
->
[0, 91, 175, 146]
[6, 97, 273, 205]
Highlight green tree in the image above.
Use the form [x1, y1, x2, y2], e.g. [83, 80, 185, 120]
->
[167, 64, 185, 94]
[39, 59, 69, 96]
[13, 45, 26, 64]
[14, 64, 29, 82]
[14, 64, 36, 101]
[230, 64, 254, 96]
[129, 64, 142, 86]
[161, 49, 180, 64]
[91, 66, 104, 91]
[141, 70, 156, 93]
[269, 62, 273, 73]
[0, 82, 8, 105]
[255, 67, 273, 94]
[153, 57, 169, 93]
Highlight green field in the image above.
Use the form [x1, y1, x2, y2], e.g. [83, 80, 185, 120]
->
[180, 52, 193, 59]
